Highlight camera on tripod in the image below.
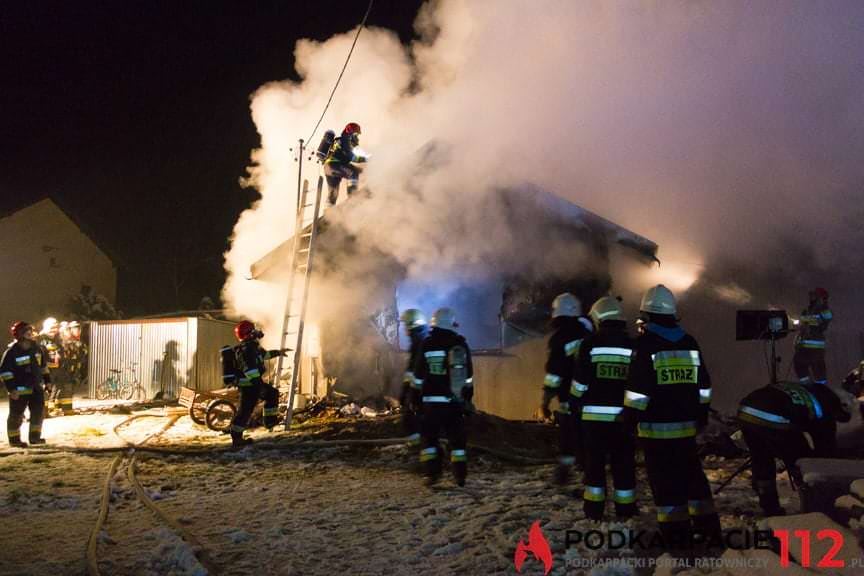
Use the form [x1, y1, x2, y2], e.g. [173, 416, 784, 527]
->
[735, 310, 790, 341]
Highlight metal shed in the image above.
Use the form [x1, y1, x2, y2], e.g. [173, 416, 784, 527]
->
[88, 317, 236, 400]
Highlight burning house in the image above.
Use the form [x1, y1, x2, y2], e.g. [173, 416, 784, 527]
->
[249, 185, 657, 420]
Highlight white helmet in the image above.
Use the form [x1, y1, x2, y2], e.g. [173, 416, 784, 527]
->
[590, 296, 626, 324]
[640, 284, 676, 315]
[552, 293, 581, 318]
[42, 317, 58, 334]
[431, 307, 458, 330]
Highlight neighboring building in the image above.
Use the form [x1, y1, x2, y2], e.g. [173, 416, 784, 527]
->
[88, 317, 238, 400]
[0, 197, 117, 341]
[250, 185, 659, 419]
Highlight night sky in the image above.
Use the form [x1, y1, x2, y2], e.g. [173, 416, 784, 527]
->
[2, 0, 423, 315]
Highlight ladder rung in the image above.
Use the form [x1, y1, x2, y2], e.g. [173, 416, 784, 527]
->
[302, 203, 314, 208]
[300, 232, 312, 238]
[298, 248, 309, 253]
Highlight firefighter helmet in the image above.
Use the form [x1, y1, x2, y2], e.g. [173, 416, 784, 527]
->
[10, 321, 33, 340]
[42, 317, 58, 334]
[400, 308, 426, 329]
[640, 284, 676, 315]
[589, 296, 626, 325]
[811, 287, 829, 300]
[551, 293, 581, 318]
[343, 122, 362, 136]
[431, 307, 459, 330]
[234, 320, 261, 341]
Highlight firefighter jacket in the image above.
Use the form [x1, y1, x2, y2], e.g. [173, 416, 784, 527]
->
[37, 333, 62, 369]
[1, 340, 51, 395]
[622, 322, 711, 439]
[544, 316, 594, 407]
[796, 304, 832, 350]
[738, 382, 843, 433]
[324, 133, 366, 166]
[235, 340, 282, 387]
[415, 327, 474, 403]
[404, 326, 429, 390]
[573, 320, 634, 423]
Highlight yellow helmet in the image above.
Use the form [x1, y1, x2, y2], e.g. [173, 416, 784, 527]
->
[431, 307, 458, 330]
[400, 308, 427, 329]
[640, 284, 676, 315]
[590, 296, 626, 325]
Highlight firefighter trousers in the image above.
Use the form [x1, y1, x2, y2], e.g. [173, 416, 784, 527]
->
[230, 381, 279, 434]
[324, 163, 361, 204]
[7, 385, 45, 444]
[557, 409, 583, 469]
[642, 437, 721, 549]
[400, 384, 422, 447]
[793, 347, 827, 385]
[581, 421, 636, 520]
[420, 402, 467, 483]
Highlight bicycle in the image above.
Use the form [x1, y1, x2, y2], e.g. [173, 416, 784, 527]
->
[96, 362, 140, 401]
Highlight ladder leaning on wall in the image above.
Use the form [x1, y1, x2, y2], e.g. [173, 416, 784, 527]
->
[275, 172, 324, 431]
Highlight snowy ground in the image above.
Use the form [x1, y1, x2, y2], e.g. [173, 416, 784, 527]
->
[0, 398, 851, 576]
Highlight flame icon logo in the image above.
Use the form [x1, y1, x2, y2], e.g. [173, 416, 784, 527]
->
[514, 521, 553, 575]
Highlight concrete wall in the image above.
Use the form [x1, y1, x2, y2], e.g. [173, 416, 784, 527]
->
[0, 199, 116, 344]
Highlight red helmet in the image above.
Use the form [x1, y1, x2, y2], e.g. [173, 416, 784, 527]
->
[811, 287, 829, 300]
[234, 320, 260, 341]
[343, 122, 361, 136]
[10, 321, 33, 340]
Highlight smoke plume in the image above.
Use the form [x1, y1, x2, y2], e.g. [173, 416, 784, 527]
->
[223, 0, 864, 406]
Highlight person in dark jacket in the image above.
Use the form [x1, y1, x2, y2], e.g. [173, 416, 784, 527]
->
[541, 292, 594, 485]
[323, 122, 368, 206]
[415, 307, 473, 486]
[575, 296, 637, 520]
[737, 381, 852, 516]
[792, 287, 832, 386]
[228, 320, 285, 448]
[1, 322, 51, 446]
[399, 308, 429, 448]
[622, 284, 719, 547]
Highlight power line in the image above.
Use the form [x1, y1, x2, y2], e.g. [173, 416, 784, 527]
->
[306, 0, 374, 146]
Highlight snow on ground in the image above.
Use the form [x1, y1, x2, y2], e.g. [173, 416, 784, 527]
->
[0, 398, 847, 575]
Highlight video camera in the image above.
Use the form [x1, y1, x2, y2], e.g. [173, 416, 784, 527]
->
[735, 310, 790, 341]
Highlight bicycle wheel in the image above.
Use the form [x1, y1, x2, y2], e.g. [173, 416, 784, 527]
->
[95, 379, 111, 400]
[205, 400, 237, 433]
[119, 381, 134, 401]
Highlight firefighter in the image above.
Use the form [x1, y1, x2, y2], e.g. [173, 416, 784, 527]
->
[37, 317, 66, 412]
[793, 287, 832, 386]
[415, 307, 473, 486]
[541, 292, 594, 485]
[1, 322, 51, 446]
[323, 122, 368, 206]
[575, 296, 637, 520]
[399, 309, 428, 448]
[737, 381, 852, 516]
[228, 321, 284, 448]
[63, 321, 87, 394]
[622, 285, 720, 547]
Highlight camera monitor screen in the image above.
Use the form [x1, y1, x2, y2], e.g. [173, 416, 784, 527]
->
[736, 310, 789, 341]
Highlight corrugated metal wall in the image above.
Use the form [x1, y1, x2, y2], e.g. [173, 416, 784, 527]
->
[194, 318, 240, 392]
[89, 317, 238, 400]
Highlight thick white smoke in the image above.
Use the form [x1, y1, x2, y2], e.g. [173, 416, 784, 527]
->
[224, 0, 864, 401]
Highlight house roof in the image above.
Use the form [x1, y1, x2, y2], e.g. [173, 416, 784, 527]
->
[250, 185, 658, 281]
[0, 194, 124, 267]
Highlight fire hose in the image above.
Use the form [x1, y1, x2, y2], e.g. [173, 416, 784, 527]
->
[86, 413, 218, 576]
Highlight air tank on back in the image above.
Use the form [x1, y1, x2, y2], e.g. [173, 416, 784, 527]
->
[316, 130, 336, 162]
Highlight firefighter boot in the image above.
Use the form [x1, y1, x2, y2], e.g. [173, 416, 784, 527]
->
[9, 439, 28, 448]
[754, 480, 785, 516]
[555, 462, 572, 486]
[231, 430, 253, 448]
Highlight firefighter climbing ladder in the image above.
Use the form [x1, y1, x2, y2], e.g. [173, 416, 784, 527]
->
[276, 141, 324, 431]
